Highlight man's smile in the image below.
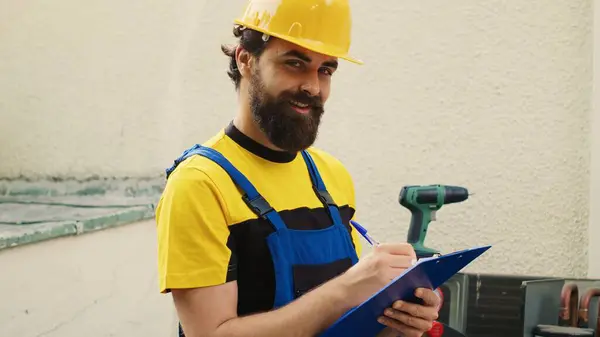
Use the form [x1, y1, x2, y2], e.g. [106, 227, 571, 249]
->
[289, 100, 311, 114]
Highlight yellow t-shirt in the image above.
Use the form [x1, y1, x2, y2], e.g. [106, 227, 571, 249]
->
[155, 122, 362, 315]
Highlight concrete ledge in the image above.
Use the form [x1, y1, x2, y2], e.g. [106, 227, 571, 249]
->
[0, 205, 155, 250]
[0, 176, 165, 197]
[0, 178, 163, 251]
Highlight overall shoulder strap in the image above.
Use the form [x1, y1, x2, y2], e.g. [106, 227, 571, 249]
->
[166, 144, 203, 179]
[165, 144, 287, 231]
[300, 150, 344, 226]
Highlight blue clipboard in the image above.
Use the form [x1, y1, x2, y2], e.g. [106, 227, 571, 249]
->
[319, 245, 491, 337]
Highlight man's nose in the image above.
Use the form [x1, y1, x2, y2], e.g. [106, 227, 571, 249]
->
[300, 73, 320, 97]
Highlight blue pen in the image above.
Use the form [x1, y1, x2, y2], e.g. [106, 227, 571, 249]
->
[350, 220, 380, 246]
[351, 221, 421, 267]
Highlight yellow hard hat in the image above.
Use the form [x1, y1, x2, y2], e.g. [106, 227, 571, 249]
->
[233, 0, 363, 65]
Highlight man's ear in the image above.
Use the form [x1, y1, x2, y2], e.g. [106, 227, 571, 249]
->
[235, 46, 254, 79]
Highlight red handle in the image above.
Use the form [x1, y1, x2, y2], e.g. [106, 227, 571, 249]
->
[427, 321, 444, 337]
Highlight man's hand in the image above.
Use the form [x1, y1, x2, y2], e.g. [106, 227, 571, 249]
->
[338, 243, 418, 306]
[377, 288, 441, 337]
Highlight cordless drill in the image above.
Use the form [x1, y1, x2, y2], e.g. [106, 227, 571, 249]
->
[399, 185, 470, 259]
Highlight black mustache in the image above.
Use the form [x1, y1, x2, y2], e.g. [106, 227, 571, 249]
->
[285, 91, 323, 108]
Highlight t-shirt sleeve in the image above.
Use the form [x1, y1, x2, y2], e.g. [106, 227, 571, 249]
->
[155, 165, 236, 293]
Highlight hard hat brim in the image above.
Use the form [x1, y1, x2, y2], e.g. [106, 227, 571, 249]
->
[233, 21, 363, 65]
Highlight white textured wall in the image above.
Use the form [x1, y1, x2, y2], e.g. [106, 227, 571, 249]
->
[0, 0, 593, 283]
[590, 0, 600, 279]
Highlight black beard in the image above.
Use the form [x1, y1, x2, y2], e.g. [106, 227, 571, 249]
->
[249, 72, 324, 153]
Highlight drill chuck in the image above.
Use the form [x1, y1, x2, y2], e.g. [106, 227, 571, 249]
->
[442, 186, 469, 204]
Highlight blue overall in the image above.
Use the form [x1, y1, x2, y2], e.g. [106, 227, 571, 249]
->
[165, 144, 359, 336]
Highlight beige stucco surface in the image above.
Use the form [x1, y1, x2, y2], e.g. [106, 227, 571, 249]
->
[0, 0, 598, 335]
[590, 1, 600, 278]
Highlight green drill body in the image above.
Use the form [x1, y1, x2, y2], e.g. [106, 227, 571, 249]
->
[399, 184, 469, 258]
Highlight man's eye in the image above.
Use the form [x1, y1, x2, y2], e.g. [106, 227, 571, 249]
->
[320, 68, 333, 76]
[286, 60, 302, 68]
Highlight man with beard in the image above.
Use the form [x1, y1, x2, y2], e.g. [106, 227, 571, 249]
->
[155, 1, 441, 336]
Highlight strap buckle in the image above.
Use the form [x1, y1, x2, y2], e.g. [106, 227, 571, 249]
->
[314, 186, 336, 206]
[242, 194, 274, 218]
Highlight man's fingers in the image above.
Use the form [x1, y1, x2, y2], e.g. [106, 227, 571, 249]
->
[415, 288, 441, 307]
[392, 300, 439, 321]
[384, 255, 416, 269]
[382, 308, 433, 331]
[375, 243, 417, 258]
[377, 315, 427, 337]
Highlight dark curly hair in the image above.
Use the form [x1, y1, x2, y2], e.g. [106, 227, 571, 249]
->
[221, 25, 270, 90]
